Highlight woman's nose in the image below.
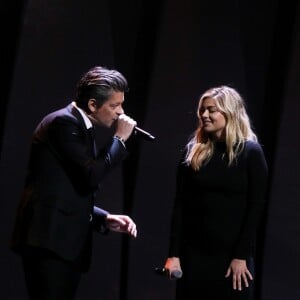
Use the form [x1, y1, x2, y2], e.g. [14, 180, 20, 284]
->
[201, 109, 209, 117]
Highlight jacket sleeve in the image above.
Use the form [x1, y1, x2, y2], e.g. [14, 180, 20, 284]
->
[45, 117, 128, 192]
[92, 206, 110, 234]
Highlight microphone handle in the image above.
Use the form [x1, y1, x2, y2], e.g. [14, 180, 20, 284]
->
[134, 126, 155, 140]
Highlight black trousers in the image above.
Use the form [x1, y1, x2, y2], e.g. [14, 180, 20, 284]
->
[22, 248, 82, 300]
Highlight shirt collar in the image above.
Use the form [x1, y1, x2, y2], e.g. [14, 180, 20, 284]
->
[72, 101, 93, 129]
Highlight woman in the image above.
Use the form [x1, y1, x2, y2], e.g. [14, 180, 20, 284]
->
[164, 86, 268, 300]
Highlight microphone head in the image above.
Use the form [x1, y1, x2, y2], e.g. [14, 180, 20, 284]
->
[154, 267, 182, 279]
[171, 269, 183, 279]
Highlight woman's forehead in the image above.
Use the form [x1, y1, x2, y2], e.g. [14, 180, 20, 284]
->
[201, 97, 216, 106]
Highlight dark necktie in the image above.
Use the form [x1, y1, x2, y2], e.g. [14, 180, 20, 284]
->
[88, 126, 97, 158]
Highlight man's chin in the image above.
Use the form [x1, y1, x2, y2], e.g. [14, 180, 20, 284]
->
[93, 119, 109, 128]
[110, 120, 118, 129]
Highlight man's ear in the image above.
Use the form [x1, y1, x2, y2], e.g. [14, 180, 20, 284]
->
[87, 99, 97, 113]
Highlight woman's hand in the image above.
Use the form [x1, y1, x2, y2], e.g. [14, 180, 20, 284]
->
[225, 258, 253, 290]
[164, 257, 183, 279]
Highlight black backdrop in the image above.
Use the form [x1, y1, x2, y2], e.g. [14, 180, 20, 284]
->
[1, 0, 300, 299]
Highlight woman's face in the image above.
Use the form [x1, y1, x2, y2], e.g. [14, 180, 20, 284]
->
[199, 97, 226, 140]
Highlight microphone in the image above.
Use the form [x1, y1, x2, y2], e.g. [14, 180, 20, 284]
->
[134, 126, 155, 141]
[154, 267, 183, 279]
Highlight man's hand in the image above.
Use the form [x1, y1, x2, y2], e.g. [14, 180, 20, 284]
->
[105, 214, 137, 238]
[114, 114, 137, 141]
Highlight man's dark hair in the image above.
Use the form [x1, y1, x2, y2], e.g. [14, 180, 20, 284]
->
[75, 66, 129, 111]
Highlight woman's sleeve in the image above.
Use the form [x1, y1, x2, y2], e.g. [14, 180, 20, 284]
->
[168, 150, 187, 257]
[233, 142, 269, 259]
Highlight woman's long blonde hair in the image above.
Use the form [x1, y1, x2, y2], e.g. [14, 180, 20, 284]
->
[185, 86, 257, 170]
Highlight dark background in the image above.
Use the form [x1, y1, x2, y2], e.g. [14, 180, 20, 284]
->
[1, 0, 300, 299]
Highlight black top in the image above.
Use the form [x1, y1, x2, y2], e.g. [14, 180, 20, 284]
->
[169, 140, 268, 260]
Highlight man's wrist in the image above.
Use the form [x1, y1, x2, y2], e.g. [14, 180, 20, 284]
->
[113, 135, 126, 147]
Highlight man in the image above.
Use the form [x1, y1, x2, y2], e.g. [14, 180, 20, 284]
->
[11, 66, 138, 300]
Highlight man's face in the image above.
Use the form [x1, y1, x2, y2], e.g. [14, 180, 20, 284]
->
[88, 91, 125, 127]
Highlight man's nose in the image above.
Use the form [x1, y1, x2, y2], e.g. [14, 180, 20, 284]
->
[117, 107, 124, 115]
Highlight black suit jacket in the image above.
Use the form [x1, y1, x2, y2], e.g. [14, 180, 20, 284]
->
[11, 103, 128, 264]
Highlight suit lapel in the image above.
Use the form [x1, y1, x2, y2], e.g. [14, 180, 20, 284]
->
[68, 103, 97, 158]
[88, 127, 97, 158]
